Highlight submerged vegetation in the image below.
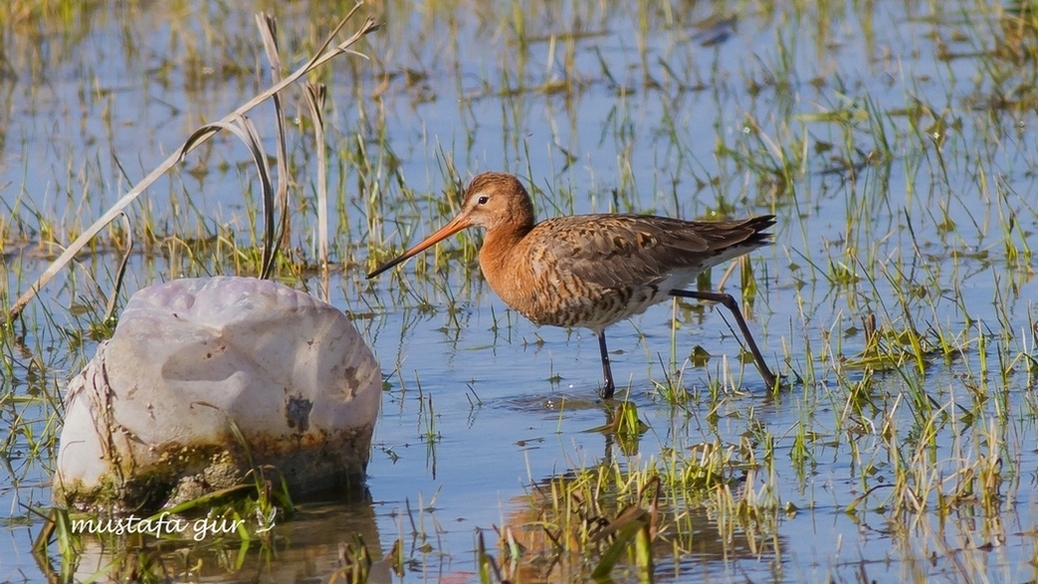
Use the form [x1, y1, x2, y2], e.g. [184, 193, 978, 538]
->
[3, 0, 1038, 582]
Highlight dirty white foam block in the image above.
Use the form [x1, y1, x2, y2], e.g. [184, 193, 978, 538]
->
[55, 277, 381, 511]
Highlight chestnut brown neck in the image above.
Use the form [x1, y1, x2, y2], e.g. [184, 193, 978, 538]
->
[480, 214, 533, 273]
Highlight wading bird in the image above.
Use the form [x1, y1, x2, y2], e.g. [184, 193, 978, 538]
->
[367, 172, 777, 398]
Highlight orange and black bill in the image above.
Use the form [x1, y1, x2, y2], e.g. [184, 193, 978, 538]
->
[366, 214, 472, 278]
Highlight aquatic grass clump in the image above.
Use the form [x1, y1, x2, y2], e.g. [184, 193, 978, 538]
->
[489, 435, 766, 582]
[841, 315, 942, 374]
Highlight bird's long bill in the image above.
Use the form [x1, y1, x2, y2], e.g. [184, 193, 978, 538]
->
[366, 214, 472, 279]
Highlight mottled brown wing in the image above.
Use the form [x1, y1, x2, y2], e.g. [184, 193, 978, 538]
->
[527, 214, 775, 290]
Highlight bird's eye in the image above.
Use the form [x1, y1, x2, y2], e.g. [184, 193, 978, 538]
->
[477, 195, 489, 205]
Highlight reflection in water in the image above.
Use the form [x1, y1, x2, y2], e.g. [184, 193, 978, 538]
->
[484, 421, 784, 583]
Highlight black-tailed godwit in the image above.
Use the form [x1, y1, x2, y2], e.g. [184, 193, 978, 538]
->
[368, 172, 777, 398]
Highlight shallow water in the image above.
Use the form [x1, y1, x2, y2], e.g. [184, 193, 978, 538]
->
[3, 1, 1038, 582]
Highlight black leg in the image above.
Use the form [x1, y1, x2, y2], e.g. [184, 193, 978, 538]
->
[670, 289, 778, 389]
[598, 331, 616, 399]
